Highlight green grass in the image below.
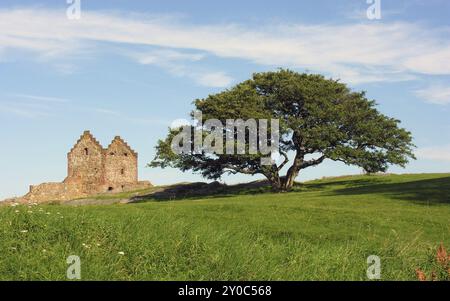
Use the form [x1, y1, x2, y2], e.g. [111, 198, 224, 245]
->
[1, 173, 450, 280]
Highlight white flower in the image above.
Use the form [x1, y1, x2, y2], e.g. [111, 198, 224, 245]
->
[118, 251, 125, 255]
[20, 230, 28, 233]
[15, 210, 19, 213]
[46, 212, 51, 215]
[27, 210, 33, 214]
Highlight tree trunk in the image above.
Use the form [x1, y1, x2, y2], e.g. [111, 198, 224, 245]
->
[266, 172, 282, 192]
[282, 172, 297, 191]
[266, 151, 303, 192]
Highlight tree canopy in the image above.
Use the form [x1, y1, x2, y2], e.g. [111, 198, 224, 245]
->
[150, 69, 415, 191]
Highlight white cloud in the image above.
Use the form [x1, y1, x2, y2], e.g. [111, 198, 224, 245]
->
[404, 47, 450, 75]
[416, 145, 450, 162]
[133, 49, 204, 65]
[196, 72, 234, 88]
[130, 49, 233, 87]
[415, 85, 450, 105]
[0, 9, 450, 84]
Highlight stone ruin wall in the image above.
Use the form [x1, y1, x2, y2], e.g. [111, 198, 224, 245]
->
[104, 137, 138, 191]
[64, 132, 105, 194]
[25, 182, 85, 203]
[20, 131, 152, 203]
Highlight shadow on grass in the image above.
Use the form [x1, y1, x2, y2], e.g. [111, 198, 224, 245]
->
[132, 176, 377, 203]
[130, 175, 450, 205]
[130, 180, 275, 203]
[301, 177, 389, 191]
[326, 176, 450, 205]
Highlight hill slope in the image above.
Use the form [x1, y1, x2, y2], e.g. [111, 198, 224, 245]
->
[1, 173, 449, 280]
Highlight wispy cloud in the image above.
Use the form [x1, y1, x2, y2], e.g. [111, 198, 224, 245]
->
[0, 93, 71, 118]
[195, 72, 234, 88]
[0, 103, 49, 118]
[415, 85, 450, 105]
[0, 9, 450, 84]
[132, 49, 204, 65]
[0, 91, 171, 124]
[8, 93, 71, 103]
[130, 49, 233, 87]
[416, 145, 450, 162]
[92, 106, 170, 126]
[93, 108, 121, 116]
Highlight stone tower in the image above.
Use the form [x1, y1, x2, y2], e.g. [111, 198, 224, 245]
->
[65, 130, 105, 193]
[23, 131, 151, 203]
[104, 136, 138, 191]
[64, 130, 139, 194]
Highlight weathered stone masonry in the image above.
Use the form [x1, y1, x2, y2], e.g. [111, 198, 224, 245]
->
[24, 131, 151, 202]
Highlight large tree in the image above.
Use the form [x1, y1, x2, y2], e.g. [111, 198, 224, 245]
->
[150, 70, 415, 191]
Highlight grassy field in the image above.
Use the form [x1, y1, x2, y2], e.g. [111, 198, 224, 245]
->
[1, 173, 449, 280]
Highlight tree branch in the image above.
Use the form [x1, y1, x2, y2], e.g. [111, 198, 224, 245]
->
[223, 165, 260, 175]
[300, 155, 326, 169]
[277, 151, 289, 171]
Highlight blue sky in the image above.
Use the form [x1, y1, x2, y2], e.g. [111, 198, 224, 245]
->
[1, 0, 450, 199]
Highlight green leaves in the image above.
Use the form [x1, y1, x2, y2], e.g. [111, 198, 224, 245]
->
[150, 69, 415, 190]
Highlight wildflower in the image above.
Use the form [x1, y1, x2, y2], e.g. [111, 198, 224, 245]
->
[46, 212, 51, 215]
[415, 269, 427, 281]
[15, 210, 19, 213]
[20, 230, 28, 233]
[27, 210, 33, 214]
[118, 251, 125, 255]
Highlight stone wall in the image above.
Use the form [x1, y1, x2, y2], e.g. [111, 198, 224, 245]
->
[65, 131, 105, 194]
[25, 182, 86, 202]
[104, 136, 138, 192]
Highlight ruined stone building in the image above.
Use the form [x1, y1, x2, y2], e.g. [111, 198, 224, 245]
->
[24, 131, 152, 202]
